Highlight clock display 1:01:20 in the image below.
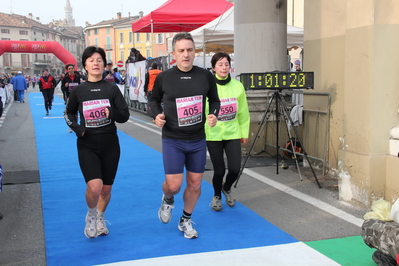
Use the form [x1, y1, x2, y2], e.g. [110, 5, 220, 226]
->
[241, 72, 314, 90]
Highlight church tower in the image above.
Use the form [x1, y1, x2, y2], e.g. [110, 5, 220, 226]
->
[64, 0, 75, 26]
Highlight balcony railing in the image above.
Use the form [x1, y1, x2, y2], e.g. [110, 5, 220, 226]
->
[34, 60, 52, 65]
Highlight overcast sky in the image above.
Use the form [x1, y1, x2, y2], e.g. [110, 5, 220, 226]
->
[4, 0, 168, 27]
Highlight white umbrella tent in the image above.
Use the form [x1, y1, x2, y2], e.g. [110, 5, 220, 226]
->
[190, 6, 304, 55]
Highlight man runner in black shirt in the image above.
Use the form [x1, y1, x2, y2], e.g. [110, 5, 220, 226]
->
[148, 32, 220, 239]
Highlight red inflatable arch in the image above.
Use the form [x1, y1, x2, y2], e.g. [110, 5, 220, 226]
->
[0, 40, 78, 70]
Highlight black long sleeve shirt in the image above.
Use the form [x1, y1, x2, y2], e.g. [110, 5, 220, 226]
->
[64, 79, 129, 137]
[148, 66, 220, 140]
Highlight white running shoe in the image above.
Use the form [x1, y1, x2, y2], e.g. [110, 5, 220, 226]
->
[158, 194, 174, 223]
[96, 215, 109, 236]
[178, 218, 198, 239]
[222, 186, 236, 207]
[210, 196, 222, 212]
[84, 213, 97, 239]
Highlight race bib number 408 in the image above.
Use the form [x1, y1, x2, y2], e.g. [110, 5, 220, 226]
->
[68, 82, 79, 92]
[176, 95, 203, 127]
[83, 99, 111, 128]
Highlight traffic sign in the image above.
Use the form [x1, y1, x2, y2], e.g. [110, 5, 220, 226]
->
[117, 60, 124, 68]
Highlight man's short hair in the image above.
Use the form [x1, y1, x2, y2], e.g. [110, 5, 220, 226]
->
[151, 62, 158, 69]
[65, 64, 75, 70]
[172, 32, 194, 52]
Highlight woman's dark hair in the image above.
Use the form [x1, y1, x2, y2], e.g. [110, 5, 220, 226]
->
[211, 52, 231, 68]
[81, 46, 107, 68]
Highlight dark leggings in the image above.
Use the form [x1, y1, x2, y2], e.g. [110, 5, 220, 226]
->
[206, 139, 241, 197]
[41, 89, 54, 112]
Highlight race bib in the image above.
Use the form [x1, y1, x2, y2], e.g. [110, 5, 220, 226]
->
[218, 98, 237, 121]
[68, 82, 79, 92]
[176, 95, 203, 127]
[82, 99, 111, 128]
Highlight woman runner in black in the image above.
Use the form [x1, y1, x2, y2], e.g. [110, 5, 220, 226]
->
[64, 46, 129, 238]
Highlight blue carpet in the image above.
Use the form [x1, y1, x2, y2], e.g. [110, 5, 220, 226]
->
[29, 92, 298, 266]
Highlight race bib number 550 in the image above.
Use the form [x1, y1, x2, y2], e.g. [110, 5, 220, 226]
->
[219, 97, 237, 121]
[83, 99, 111, 128]
[176, 95, 203, 127]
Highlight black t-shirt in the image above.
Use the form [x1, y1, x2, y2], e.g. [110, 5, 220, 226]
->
[149, 66, 220, 140]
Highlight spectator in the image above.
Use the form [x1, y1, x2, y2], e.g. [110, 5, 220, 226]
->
[125, 48, 146, 64]
[10, 71, 27, 103]
[103, 60, 116, 83]
[113, 68, 122, 84]
[144, 62, 162, 100]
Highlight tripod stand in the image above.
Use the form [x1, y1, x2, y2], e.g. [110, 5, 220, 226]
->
[235, 89, 322, 189]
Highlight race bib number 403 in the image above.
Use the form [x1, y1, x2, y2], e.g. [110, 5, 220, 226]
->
[176, 95, 203, 127]
[83, 99, 111, 128]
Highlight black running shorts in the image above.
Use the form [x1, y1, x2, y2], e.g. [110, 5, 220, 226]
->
[77, 132, 120, 185]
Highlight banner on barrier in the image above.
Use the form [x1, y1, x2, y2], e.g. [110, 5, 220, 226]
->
[127, 61, 146, 102]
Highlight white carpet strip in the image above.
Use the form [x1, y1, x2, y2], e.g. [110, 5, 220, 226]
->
[96, 242, 340, 266]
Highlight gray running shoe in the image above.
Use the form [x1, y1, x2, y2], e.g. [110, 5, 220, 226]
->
[178, 218, 198, 239]
[158, 194, 174, 223]
[222, 186, 236, 207]
[96, 215, 109, 236]
[210, 196, 222, 211]
[84, 213, 97, 239]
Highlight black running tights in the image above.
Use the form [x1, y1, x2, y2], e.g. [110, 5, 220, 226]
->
[206, 139, 241, 197]
[41, 89, 54, 112]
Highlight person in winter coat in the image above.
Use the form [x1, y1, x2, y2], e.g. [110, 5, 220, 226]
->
[205, 52, 250, 212]
[143, 62, 162, 99]
[113, 68, 123, 85]
[10, 71, 27, 103]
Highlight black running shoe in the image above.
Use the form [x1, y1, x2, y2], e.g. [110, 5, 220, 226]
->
[372, 250, 397, 266]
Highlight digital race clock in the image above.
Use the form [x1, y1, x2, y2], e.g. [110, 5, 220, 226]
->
[240, 72, 314, 90]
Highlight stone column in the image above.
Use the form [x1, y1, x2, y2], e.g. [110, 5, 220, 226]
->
[234, 0, 288, 155]
[305, 0, 399, 206]
[234, 0, 288, 75]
